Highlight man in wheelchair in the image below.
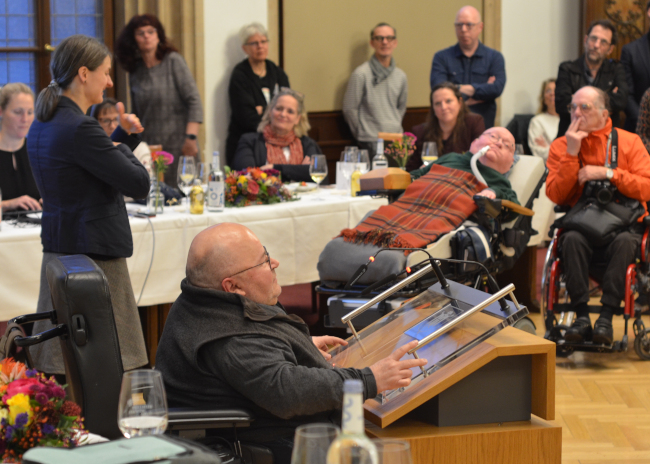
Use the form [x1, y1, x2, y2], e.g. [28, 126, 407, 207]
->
[546, 86, 650, 345]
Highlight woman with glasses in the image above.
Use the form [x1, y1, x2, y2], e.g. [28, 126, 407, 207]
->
[406, 81, 485, 171]
[226, 22, 290, 165]
[232, 88, 321, 183]
[115, 13, 203, 188]
[527, 79, 559, 161]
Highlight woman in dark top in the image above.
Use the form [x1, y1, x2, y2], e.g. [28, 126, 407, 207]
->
[27, 35, 150, 376]
[406, 81, 485, 171]
[232, 88, 321, 183]
[0, 83, 40, 212]
[226, 22, 290, 165]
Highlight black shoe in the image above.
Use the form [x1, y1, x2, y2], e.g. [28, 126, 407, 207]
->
[564, 317, 593, 343]
[592, 318, 614, 345]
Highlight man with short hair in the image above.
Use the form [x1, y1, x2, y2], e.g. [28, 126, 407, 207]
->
[555, 19, 628, 137]
[343, 22, 408, 155]
[546, 86, 650, 345]
[156, 223, 426, 464]
[620, 1, 650, 132]
[430, 5, 506, 129]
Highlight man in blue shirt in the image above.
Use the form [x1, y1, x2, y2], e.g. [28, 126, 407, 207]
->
[430, 5, 506, 128]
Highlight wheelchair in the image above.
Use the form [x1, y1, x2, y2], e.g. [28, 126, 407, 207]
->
[541, 223, 650, 359]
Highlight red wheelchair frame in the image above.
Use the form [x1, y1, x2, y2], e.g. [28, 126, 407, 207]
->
[541, 227, 650, 359]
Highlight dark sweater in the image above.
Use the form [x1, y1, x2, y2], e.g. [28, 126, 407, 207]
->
[231, 131, 322, 183]
[155, 279, 376, 442]
[0, 142, 40, 204]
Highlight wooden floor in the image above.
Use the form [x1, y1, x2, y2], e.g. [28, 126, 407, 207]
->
[528, 311, 650, 464]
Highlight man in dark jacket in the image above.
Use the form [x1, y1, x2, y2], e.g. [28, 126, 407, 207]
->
[620, 1, 650, 132]
[155, 223, 426, 463]
[555, 19, 628, 137]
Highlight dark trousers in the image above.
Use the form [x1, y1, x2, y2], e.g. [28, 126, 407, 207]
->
[560, 230, 640, 313]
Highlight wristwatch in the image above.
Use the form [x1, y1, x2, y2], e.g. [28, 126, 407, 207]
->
[606, 168, 614, 180]
[185, 133, 197, 140]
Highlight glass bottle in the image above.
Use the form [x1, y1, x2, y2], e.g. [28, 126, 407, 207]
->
[326, 380, 378, 464]
[207, 152, 225, 212]
[189, 179, 205, 214]
[371, 138, 388, 170]
[147, 177, 164, 215]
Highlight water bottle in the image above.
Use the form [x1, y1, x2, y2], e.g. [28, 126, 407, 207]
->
[207, 152, 225, 212]
[371, 138, 388, 170]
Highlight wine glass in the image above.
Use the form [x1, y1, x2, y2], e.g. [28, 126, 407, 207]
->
[372, 439, 413, 464]
[358, 150, 370, 174]
[117, 370, 168, 438]
[177, 156, 197, 212]
[291, 423, 339, 464]
[310, 154, 328, 195]
[421, 142, 438, 166]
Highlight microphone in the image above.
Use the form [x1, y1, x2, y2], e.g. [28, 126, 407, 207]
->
[344, 256, 375, 289]
[361, 266, 413, 296]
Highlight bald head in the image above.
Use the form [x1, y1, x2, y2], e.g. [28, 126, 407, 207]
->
[571, 86, 609, 133]
[456, 5, 481, 22]
[455, 5, 483, 52]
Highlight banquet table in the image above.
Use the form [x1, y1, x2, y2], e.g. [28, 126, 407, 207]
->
[0, 190, 387, 322]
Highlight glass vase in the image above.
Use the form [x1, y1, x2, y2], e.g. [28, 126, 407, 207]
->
[147, 178, 164, 215]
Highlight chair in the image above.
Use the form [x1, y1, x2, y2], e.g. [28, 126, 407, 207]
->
[505, 114, 534, 155]
[11, 255, 271, 463]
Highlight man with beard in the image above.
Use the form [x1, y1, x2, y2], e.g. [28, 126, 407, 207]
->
[555, 19, 627, 137]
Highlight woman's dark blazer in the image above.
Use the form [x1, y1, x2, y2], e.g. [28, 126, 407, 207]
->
[232, 131, 322, 183]
[27, 96, 150, 258]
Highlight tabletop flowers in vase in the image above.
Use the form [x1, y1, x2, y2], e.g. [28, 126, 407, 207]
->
[149, 150, 174, 214]
[0, 358, 85, 462]
[224, 167, 295, 207]
[384, 132, 417, 169]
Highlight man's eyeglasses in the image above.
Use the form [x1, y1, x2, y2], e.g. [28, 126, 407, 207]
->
[486, 132, 514, 151]
[587, 35, 611, 48]
[372, 35, 396, 43]
[568, 103, 604, 113]
[244, 39, 269, 47]
[229, 246, 272, 277]
[99, 117, 118, 126]
[454, 22, 479, 30]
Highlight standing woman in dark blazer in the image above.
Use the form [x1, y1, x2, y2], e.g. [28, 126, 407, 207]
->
[27, 35, 150, 377]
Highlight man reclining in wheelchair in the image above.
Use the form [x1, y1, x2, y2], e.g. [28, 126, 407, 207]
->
[546, 86, 650, 347]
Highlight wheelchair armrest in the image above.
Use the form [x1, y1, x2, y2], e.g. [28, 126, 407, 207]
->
[643, 215, 650, 227]
[10, 311, 57, 326]
[473, 196, 534, 219]
[167, 407, 254, 431]
[14, 325, 67, 347]
[554, 204, 571, 213]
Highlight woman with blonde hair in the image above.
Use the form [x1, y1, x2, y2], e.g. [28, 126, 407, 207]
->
[0, 83, 40, 211]
[232, 88, 321, 183]
[527, 78, 559, 161]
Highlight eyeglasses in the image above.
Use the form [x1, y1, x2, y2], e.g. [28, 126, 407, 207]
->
[244, 39, 269, 47]
[372, 35, 396, 43]
[99, 117, 118, 126]
[587, 35, 611, 47]
[454, 22, 479, 30]
[229, 246, 272, 277]
[486, 132, 514, 151]
[568, 103, 605, 113]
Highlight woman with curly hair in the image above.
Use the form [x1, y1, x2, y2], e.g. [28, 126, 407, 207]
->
[115, 13, 202, 187]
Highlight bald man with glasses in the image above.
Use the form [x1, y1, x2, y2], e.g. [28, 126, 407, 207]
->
[156, 223, 426, 463]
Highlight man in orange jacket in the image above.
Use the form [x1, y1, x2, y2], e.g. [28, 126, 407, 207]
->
[547, 86, 650, 345]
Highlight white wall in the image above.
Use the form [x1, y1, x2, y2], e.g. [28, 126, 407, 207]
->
[500, 0, 581, 125]
[202, 0, 267, 165]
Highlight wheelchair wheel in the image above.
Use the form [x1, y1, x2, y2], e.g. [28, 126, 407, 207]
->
[634, 329, 650, 360]
[513, 317, 537, 335]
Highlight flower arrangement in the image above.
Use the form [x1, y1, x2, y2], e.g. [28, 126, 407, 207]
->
[385, 132, 417, 169]
[151, 150, 174, 181]
[224, 167, 295, 207]
[0, 358, 84, 462]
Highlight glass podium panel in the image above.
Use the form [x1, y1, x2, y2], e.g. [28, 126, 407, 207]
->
[328, 280, 529, 403]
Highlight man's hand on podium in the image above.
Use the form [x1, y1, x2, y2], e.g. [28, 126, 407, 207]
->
[370, 341, 428, 393]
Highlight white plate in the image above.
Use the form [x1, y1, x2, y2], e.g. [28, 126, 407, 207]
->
[295, 182, 318, 192]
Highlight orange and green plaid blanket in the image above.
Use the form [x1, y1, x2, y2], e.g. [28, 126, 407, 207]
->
[339, 165, 486, 249]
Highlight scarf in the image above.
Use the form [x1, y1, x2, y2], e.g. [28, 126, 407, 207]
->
[263, 125, 304, 165]
[369, 55, 395, 85]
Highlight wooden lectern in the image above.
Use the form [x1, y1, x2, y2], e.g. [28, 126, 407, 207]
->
[330, 280, 561, 464]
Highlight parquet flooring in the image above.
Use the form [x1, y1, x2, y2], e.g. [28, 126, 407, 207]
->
[528, 311, 650, 463]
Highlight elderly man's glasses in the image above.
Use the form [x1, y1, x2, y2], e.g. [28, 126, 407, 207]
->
[244, 39, 269, 47]
[372, 35, 396, 43]
[229, 246, 272, 277]
[486, 132, 514, 151]
[568, 103, 604, 113]
[454, 22, 479, 30]
[587, 35, 610, 47]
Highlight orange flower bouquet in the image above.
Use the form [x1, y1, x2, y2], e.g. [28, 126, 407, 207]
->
[224, 167, 295, 207]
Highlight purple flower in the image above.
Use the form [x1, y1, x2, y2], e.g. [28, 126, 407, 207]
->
[52, 385, 66, 399]
[14, 413, 28, 428]
[25, 369, 38, 378]
[35, 392, 48, 405]
[5, 426, 14, 440]
[42, 423, 55, 435]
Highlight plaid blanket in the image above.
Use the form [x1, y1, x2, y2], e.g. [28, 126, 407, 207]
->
[340, 165, 486, 249]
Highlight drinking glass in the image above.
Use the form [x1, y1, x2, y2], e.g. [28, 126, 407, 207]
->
[310, 154, 328, 189]
[117, 370, 168, 438]
[358, 150, 370, 174]
[290, 423, 339, 464]
[421, 142, 438, 166]
[177, 156, 197, 212]
[372, 439, 413, 464]
[340, 147, 359, 191]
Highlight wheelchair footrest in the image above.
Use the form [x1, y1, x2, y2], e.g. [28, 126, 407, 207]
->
[556, 339, 624, 353]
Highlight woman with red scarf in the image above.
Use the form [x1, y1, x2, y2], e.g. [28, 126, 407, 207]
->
[232, 88, 321, 183]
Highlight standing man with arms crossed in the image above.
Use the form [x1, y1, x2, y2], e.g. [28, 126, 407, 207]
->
[430, 5, 506, 129]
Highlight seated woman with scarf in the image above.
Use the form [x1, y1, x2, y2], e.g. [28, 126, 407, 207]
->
[231, 87, 322, 183]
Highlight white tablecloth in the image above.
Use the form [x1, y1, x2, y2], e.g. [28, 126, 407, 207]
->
[0, 190, 386, 321]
